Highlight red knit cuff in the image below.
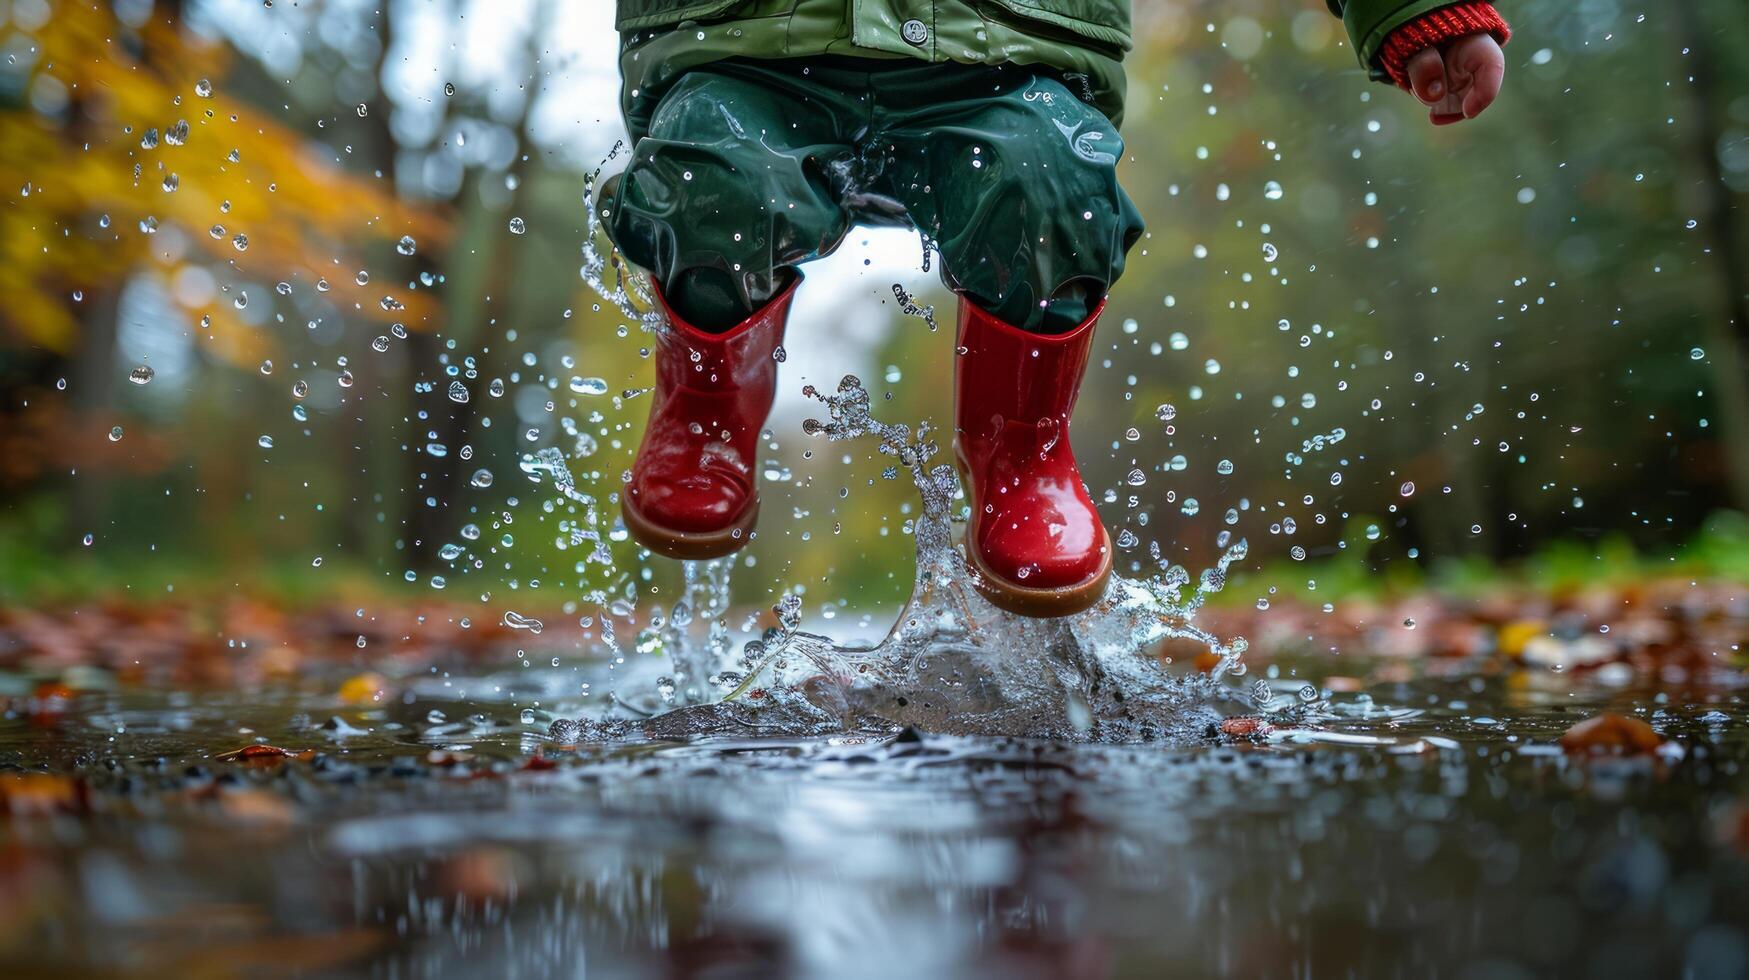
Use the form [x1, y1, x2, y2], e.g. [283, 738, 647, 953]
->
[1378, 2, 1511, 89]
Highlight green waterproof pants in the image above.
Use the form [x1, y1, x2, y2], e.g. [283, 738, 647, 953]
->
[602, 57, 1144, 333]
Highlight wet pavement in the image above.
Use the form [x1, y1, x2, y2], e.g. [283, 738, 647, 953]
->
[2, 650, 1747, 979]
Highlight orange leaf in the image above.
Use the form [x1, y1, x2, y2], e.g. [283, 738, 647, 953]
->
[1558, 713, 1664, 756]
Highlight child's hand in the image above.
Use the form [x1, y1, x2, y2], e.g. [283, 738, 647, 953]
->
[1402, 32, 1504, 126]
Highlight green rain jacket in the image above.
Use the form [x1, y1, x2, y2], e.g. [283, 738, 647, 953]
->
[615, 0, 1470, 137]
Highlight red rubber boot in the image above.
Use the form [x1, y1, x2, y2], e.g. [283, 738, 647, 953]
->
[954, 297, 1112, 616]
[621, 275, 800, 559]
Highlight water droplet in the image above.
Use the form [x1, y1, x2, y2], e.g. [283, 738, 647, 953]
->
[448, 380, 470, 403]
[503, 610, 544, 634]
[108, 425, 124, 442]
[1690, 347, 1706, 361]
[371, 336, 390, 352]
[338, 370, 354, 388]
[569, 376, 608, 395]
[397, 235, 416, 256]
[291, 380, 308, 399]
[508, 216, 526, 235]
[195, 78, 213, 98]
[231, 233, 247, 252]
[1400, 481, 1415, 497]
[128, 365, 155, 385]
[257, 435, 274, 449]
[259, 360, 273, 375]
[470, 468, 493, 488]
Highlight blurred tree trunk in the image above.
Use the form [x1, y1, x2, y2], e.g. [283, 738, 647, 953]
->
[67, 287, 120, 536]
[361, 1, 463, 568]
[425, 8, 546, 527]
[1674, 0, 1749, 511]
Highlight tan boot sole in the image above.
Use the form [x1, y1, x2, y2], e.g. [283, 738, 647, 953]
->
[954, 447, 1112, 618]
[622, 495, 758, 561]
[965, 528, 1112, 617]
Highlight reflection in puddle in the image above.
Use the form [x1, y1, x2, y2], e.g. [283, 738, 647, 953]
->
[2, 659, 1745, 978]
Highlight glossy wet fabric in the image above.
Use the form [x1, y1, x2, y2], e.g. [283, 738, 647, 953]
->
[602, 58, 1144, 333]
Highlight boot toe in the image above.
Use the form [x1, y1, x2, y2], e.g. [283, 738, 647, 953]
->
[629, 475, 750, 534]
[975, 500, 1107, 589]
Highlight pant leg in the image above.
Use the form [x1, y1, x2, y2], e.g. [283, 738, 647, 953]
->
[875, 68, 1144, 333]
[603, 65, 859, 330]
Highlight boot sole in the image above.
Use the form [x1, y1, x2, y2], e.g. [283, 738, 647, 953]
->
[622, 495, 758, 561]
[965, 531, 1112, 618]
[954, 449, 1112, 618]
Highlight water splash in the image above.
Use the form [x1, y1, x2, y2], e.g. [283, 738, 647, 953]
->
[552, 177, 1321, 745]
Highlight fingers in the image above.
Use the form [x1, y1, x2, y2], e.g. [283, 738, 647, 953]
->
[1459, 37, 1506, 118]
[1406, 47, 1447, 105]
[1419, 34, 1505, 126]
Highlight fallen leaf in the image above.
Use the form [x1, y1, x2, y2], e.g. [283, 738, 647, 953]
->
[338, 671, 389, 704]
[215, 744, 314, 765]
[1558, 713, 1664, 756]
[1496, 619, 1547, 659]
[1219, 716, 1271, 738]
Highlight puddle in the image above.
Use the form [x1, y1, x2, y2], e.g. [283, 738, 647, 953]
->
[2, 651, 1746, 978]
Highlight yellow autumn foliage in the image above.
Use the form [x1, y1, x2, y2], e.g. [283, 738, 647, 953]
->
[0, 4, 447, 357]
